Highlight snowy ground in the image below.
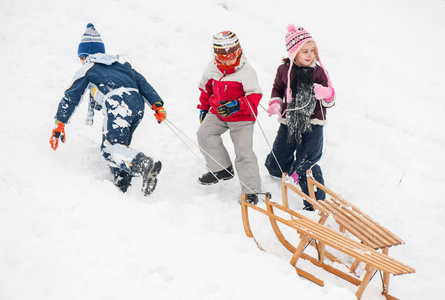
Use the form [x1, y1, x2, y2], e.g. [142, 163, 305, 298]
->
[1, 0, 444, 299]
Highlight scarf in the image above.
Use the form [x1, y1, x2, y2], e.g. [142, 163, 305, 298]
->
[286, 65, 316, 146]
[215, 55, 241, 70]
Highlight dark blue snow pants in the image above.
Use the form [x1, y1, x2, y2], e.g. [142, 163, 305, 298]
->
[101, 92, 145, 177]
[265, 124, 325, 204]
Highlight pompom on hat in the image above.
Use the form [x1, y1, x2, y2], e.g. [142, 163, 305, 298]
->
[212, 31, 242, 62]
[77, 23, 105, 58]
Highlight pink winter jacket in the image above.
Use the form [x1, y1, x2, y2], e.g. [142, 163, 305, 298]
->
[198, 55, 262, 122]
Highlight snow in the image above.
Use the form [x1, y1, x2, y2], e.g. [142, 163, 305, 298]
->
[1, 0, 444, 299]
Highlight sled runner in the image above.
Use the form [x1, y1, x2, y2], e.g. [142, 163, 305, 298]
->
[241, 172, 415, 299]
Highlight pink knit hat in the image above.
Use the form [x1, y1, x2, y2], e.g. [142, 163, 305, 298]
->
[285, 24, 314, 61]
[284, 24, 333, 103]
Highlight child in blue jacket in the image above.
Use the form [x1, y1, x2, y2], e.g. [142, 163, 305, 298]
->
[50, 24, 166, 196]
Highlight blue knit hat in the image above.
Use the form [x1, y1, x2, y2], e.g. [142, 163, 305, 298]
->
[77, 23, 105, 57]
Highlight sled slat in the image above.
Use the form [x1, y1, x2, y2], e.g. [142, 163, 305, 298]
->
[240, 172, 415, 299]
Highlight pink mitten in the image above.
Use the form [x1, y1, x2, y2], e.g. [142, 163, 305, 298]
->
[290, 172, 299, 184]
[267, 100, 282, 117]
[313, 83, 335, 102]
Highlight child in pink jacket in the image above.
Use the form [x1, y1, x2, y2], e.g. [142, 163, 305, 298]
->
[265, 25, 335, 210]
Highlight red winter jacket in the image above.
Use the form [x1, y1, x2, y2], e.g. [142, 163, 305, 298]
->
[198, 55, 262, 122]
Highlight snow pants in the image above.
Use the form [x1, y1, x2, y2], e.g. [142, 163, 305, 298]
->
[197, 112, 262, 194]
[101, 91, 145, 177]
[265, 124, 325, 202]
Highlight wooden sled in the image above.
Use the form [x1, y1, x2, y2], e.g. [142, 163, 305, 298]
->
[241, 174, 415, 299]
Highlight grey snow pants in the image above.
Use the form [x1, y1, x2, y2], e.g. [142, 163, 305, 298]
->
[197, 113, 262, 194]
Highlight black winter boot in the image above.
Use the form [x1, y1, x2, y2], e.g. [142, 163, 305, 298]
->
[198, 165, 234, 185]
[111, 167, 133, 193]
[131, 153, 162, 196]
[303, 205, 315, 211]
[245, 194, 258, 205]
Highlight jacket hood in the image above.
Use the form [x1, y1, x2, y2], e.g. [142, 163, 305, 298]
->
[86, 53, 119, 65]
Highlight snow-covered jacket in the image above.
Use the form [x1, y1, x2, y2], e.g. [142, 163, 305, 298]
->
[197, 55, 262, 122]
[270, 62, 335, 126]
[55, 53, 163, 124]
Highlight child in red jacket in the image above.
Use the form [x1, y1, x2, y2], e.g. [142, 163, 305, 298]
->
[196, 31, 262, 204]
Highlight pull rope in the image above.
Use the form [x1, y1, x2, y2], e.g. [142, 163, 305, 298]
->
[258, 103, 268, 113]
[379, 271, 387, 293]
[253, 79, 317, 179]
[282, 96, 313, 114]
[245, 99, 285, 176]
[253, 90, 329, 181]
[285, 72, 329, 178]
[245, 88, 315, 178]
[163, 118, 257, 198]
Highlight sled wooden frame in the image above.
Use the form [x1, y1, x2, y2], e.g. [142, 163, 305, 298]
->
[302, 170, 415, 297]
[241, 174, 415, 299]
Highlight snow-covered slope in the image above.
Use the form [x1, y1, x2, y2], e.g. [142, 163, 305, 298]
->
[1, 0, 444, 299]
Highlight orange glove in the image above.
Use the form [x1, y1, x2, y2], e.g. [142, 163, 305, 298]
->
[152, 101, 166, 123]
[50, 121, 66, 150]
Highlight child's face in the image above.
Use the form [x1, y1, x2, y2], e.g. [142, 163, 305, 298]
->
[295, 41, 316, 67]
[79, 56, 87, 65]
[218, 57, 238, 66]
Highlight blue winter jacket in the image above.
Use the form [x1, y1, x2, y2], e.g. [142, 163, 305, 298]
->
[55, 54, 163, 123]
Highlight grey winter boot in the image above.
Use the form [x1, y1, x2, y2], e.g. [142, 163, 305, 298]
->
[131, 153, 162, 196]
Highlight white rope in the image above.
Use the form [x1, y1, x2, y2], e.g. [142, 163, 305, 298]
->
[282, 97, 312, 114]
[163, 118, 257, 198]
[254, 87, 316, 178]
[254, 86, 328, 181]
[163, 91, 329, 201]
[245, 99, 285, 175]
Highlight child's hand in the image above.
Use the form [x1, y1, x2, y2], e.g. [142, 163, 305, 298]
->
[217, 100, 240, 118]
[50, 120, 66, 151]
[152, 101, 167, 123]
[313, 83, 335, 102]
[199, 110, 208, 123]
[267, 100, 282, 117]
